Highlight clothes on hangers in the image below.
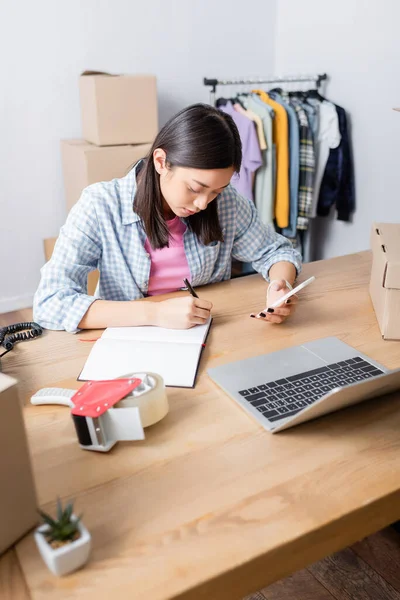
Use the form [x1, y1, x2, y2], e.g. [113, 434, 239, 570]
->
[250, 94, 277, 200]
[269, 91, 300, 239]
[308, 99, 341, 218]
[288, 98, 315, 232]
[299, 99, 319, 141]
[238, 94, 275, 226]
[253, 89, 353, 261]
[212, 79, 354, 265]
[317, 104, 354, 221]
[233, 103, 267, 150]
[218, 101, 262, 201]
[252, 90, 290, 229]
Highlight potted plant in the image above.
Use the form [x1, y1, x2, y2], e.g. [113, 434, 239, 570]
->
[34, 498, 91, 576]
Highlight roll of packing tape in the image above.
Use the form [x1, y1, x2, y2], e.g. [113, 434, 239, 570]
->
[115, 372, 169, 427]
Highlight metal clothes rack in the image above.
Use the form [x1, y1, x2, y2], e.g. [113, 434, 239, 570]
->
[204, 73, 327, 106]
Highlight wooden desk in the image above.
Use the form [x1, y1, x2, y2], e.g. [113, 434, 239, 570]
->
[4, 251, 400, 600]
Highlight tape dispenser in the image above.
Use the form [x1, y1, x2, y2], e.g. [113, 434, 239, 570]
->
[31, 372, 168, 452]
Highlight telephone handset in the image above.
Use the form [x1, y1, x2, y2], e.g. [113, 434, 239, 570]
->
[0, 322, 43, 362]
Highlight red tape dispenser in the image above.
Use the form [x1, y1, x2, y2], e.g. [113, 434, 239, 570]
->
[30, 372, 169, 453]
[71, 378, 145, 452]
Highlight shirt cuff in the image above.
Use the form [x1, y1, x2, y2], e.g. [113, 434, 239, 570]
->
[264, 255, 302, 282]
[62, 295, 98, 333]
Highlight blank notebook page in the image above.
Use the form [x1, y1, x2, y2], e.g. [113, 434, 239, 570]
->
[78, 318, 211, 388]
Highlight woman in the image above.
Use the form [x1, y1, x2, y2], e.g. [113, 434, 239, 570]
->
[33, 104, 302, 333]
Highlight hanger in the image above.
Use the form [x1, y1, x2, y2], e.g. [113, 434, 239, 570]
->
[216, 97, 230, 107]
[305, 88, 325, 101]
[288, 90, 308, 102]
[232, 95, 246, 109]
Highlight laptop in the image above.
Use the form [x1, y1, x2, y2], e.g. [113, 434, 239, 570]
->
[208, 337, 400, 432]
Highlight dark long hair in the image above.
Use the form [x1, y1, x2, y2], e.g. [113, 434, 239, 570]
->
[134, 103, 242, 249]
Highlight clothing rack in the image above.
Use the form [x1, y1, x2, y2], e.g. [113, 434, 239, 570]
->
[204, 73, 328, 106]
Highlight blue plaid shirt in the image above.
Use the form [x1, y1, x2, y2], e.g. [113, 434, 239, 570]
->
[33, 165, 302, 332]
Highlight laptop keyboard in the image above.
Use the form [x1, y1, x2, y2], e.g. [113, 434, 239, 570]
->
[238, 357, 384, 423]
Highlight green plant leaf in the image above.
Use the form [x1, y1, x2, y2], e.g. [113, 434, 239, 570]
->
[56, 497, 63, 521]
[62, 523, 78, 537]
[38, 509, 57, 529]
[38, 498, 80, 542]
[54, 523, 78, 541]
[65, 501, 74, 522]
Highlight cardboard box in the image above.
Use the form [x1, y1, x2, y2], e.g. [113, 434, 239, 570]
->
[61, 139, 151, 212]
[0, 373, 38, 554]
[79, 71, 158, 146]
[370, 222, 400, 340]
[44, 237, 99, 296]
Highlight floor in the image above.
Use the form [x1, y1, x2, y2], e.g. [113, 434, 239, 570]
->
[2, 308, 400, 599]
[245, 525, 400, 600]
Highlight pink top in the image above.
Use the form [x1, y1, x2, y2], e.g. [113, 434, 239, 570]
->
[144, 216, 190, 296]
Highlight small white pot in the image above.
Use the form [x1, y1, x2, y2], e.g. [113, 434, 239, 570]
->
[34, 516, 91, 576]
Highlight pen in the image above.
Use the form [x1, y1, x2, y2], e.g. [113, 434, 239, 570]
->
[183, 278, 199, 298]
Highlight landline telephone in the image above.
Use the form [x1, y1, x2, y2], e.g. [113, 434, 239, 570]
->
[0, 322, 43, 368]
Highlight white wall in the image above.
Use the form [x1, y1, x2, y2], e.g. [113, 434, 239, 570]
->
[275, 0, 400, 261]
[0, 0, 277, 312]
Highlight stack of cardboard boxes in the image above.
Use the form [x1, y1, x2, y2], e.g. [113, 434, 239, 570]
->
[45, 71, 158, 293]
[61, 71, 157, 212]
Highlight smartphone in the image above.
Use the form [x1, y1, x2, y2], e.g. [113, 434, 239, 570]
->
[269, 276, 315, 309]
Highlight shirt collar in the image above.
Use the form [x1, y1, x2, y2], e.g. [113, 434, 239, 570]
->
[121, 161, 142, 225]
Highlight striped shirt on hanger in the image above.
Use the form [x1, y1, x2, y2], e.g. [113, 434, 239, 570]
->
[291, 101, 315, 230]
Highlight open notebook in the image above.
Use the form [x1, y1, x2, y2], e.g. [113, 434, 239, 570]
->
[78, 318, 212, 388]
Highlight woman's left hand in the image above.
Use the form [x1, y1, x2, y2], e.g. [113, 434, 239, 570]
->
[250, 279, 297, 324]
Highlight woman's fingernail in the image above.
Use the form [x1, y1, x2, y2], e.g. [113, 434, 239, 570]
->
[267, 308, 274, 314]
[286, 299, 291, 304]
[259, 312, 266, 318]
[250, 314, 256, 318]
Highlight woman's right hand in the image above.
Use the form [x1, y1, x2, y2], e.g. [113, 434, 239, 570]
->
[154, 296, 213, 329]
